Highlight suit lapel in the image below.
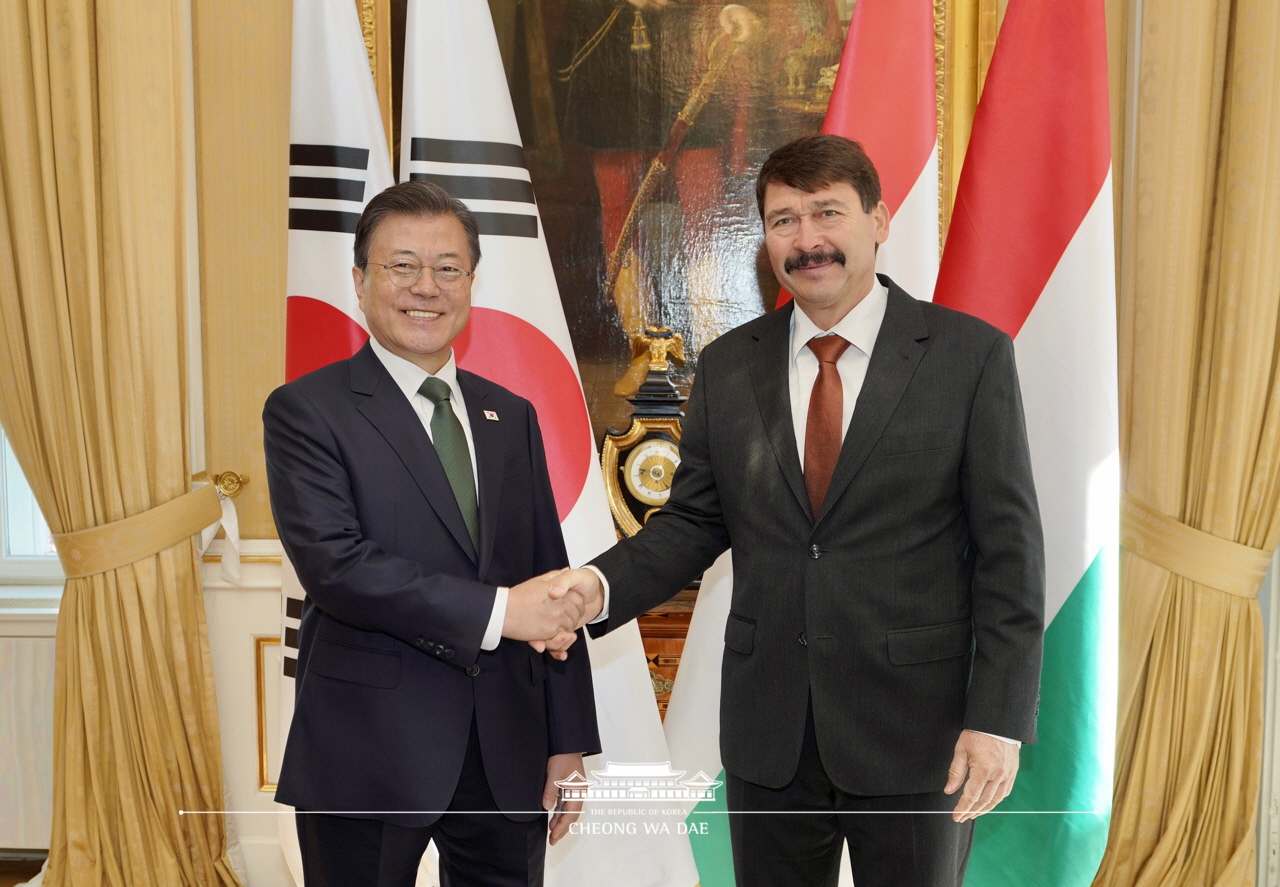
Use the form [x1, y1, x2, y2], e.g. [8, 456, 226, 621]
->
[818, 281, 929, 523]
[458, 371, 501, 577]
[748, 304, 812, 520]
[350, 344, 479, 563]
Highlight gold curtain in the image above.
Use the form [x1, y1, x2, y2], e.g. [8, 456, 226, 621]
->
[1093, 0, 1280, 884]
[0, 2, 241, 885]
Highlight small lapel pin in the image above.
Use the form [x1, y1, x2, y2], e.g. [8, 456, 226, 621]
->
[483, 410, 499, 421]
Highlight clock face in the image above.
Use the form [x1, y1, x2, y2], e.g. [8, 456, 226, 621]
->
[622, 438, 681, 506]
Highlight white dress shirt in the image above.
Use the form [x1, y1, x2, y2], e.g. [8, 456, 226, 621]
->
[369, 337, 507, 650]
[788, 279, 888, 461]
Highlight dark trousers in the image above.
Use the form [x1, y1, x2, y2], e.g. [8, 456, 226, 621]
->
[727, 705, 974, 887]
[296, 719, 547, 887]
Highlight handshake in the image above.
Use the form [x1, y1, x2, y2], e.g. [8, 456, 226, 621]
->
[501, 568, 606, 660]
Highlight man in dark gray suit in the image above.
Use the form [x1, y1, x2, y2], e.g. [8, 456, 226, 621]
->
[550, 135, 1044, 887]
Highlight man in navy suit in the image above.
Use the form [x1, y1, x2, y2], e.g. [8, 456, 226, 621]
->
[264, 181, 599, 887]
[550, 135, 1044, 887]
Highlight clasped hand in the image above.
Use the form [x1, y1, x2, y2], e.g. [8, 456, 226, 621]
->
[502, 568, 605, 660]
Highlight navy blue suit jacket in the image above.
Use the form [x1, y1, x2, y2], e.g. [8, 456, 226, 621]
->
[264, 342, 600, 826]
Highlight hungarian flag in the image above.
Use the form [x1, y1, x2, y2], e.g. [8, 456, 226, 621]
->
[668, 3, 942, 883]
[401, 2, 699, 884]
[280, 0, 391, 881]
[932, 0, 1118, 882]
[822, 0, 939, 298]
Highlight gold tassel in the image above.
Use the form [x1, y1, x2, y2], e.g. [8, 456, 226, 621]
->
[631, 9, 652, 51]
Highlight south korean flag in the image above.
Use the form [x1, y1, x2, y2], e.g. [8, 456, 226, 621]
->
[285, 0, 392, 382]
[279, 0, 392, 883]
[401, 3, 700, 885]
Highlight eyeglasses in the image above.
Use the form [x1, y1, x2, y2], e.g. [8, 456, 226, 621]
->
[367, 259, 474, 290]
[765, 208, 853, 236]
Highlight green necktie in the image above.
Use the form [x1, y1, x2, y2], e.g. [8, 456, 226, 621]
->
[418, 376, 479, 548]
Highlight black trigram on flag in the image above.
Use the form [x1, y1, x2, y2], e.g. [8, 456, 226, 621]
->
[288, 144, 371, 234]
[282, 592, 303, 678]
[405, 137, 539, 238]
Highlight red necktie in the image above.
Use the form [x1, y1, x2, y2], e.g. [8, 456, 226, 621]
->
[804, 334, 851, 516]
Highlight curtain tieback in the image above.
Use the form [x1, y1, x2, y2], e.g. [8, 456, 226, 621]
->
[52, 484, 222, 579]
[1121, 493, 1271, 599]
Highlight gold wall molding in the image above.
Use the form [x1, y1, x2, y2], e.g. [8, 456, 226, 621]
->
[255, 636, 282, 793]
[201, 538, 284, 566]
[359, 0, 376, 71]
[935, 0, 948, 244]
[358, 0, 394, 158]
[940, 0, 1004, 235]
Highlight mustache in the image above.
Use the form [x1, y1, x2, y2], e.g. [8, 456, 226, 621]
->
[784, 249, 846, 274]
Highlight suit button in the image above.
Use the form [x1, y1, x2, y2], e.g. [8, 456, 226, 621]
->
[809, 544, 821, 559]
[799, 631, 808, 645]
[413, 637, 425, 648]
[444, 649, 455, 659]
[466, 665, 481, 677]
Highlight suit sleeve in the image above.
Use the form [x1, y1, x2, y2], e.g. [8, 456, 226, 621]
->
[522, 405, 602, 756]
[263, 382, 495, 665]
[591, 353, 732, 632]
[959, 332, 1045, 743]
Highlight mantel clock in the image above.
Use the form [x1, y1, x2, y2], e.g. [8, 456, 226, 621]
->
[601, 326, 688, 537]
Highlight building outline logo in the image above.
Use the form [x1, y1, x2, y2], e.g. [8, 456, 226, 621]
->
[555, 761, 722, 802]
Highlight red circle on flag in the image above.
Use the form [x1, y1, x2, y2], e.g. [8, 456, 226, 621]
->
[285, 295, 369, 382]
[454, 307, 591, 521]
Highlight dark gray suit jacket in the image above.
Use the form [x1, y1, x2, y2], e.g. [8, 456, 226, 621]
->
[592, 276, 1044, 795]
[264, 342, 600, 826]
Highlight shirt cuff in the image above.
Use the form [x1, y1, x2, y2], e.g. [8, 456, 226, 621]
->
[583, 564, 611, 623]
[972, 730, 1021, 748]
[481, 586, 509, 651]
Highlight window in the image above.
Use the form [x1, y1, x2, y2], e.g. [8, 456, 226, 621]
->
[1, 430, 63, 584]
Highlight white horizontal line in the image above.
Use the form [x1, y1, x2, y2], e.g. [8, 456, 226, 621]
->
[181, 809, 1103, 816]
